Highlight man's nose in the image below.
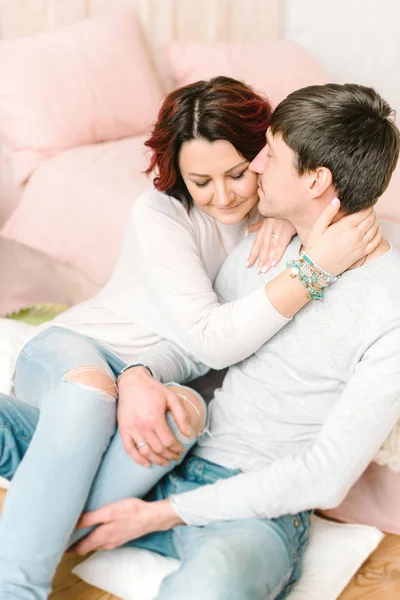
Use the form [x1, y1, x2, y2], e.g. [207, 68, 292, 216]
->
[249, 146, 267, 174]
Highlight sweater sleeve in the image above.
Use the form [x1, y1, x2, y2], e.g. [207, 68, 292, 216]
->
[129, 193, 290, 370]
[170, 325, 400, 525]
[137, 339, 210, 385]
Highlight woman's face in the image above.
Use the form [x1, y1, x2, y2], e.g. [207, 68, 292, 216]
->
[179, 139, 259, 224]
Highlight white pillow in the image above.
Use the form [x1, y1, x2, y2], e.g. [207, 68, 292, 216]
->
[0, 318, 35, 395]
[73, 515, 383, 600]
[0, 318, 35, 489]
[289, 517, 383, 599]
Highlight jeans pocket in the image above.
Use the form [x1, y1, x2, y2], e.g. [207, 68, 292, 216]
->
[297, 510, 312, 549]
[273, 512, 310, 558]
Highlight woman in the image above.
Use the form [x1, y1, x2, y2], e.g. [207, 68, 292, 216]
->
[0, 77, 380, 600]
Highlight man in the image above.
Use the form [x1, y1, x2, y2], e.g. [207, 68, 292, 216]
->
[75, 83, 400, 600]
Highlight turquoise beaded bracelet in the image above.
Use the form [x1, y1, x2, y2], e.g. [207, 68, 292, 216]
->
[301, 251, 337, 284]
[286, 259, 324, 300]
[286, 251, 337, 301]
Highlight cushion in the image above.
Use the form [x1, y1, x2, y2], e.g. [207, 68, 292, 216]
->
[0, 8, 162, 188]
[0, 237, 98, 317]
[72, 515, 383, 600]
[166, 41, 331, 108]
[320, 462, 400, 536]
[0, 150, 23, 227]
[0, 317, 35, 396]
[1, 135, 152, 285]
[0, 318, 40, 490]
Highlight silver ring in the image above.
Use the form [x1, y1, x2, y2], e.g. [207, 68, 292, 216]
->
[365, 231, 372, 242]
[272, 233, 280, 239]
[136, 441, 148, 449]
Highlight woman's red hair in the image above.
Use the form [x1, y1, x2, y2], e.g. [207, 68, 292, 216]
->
[145, 76, 272, 207]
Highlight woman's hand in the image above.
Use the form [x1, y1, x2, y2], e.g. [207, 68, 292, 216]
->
[117, 367, 193, 468]
[72, 498, 183, 555]
[305, 197, 382, 276]
[246, 218, 296, 273]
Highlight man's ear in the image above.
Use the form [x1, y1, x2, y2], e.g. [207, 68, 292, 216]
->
[303, 167, 333, 198]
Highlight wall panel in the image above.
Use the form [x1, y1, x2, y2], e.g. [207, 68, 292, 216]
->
[284, 0, 400, 112]
[0, 0, 281, 42]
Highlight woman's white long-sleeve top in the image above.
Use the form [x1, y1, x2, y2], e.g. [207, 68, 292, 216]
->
[25, 190, 289, 369]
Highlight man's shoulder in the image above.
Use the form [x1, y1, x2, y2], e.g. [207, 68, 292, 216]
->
[355, 244, 400, 300]
[372, 245, 400, 312]
[215, 234, 300, 299]
[326, 244, 400, 335]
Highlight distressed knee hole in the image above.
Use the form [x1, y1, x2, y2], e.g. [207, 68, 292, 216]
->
[168, 386, 206, 436]
[62, 365, 117, 402]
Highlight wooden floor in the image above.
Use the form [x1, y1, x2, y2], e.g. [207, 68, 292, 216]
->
[1, 489, 400, 599]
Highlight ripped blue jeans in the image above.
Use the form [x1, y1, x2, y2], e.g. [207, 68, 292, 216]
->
[0, 327, 311, 600]
[132, 455, 311, 600]
[0, 326, 203, 600]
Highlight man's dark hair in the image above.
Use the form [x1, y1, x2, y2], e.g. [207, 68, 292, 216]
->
[270, 83, 400, 213]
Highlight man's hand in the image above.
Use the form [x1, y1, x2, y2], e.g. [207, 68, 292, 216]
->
[117, 367, 193, 468]
[72, 498, 184, 555]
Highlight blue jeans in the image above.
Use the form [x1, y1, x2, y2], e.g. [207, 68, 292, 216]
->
[130, 456, 311, 600]
[0, 327, 310, 600]
[0, 327, 202, 600]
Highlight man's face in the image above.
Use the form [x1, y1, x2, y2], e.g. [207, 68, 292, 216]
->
[249, 130, 304, 221]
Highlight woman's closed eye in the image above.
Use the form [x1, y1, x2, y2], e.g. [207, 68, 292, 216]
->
[230, 171, 246, 180]
[193, 170, 246, 187]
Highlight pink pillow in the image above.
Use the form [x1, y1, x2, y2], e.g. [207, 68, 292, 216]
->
[0, 9, 163, 188]
[0, 237, 98, 317]
[1, 135, 152, 286]
[320, 463, 400, 535]
[166, 41, 331, 108]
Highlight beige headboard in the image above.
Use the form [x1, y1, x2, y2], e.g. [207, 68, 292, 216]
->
[0, 0, 281, 224]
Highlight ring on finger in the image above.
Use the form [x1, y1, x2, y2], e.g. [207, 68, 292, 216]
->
[136, 441, 148, 450]
[272, 233, 280, 239]
[365, 231, 373, 243]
